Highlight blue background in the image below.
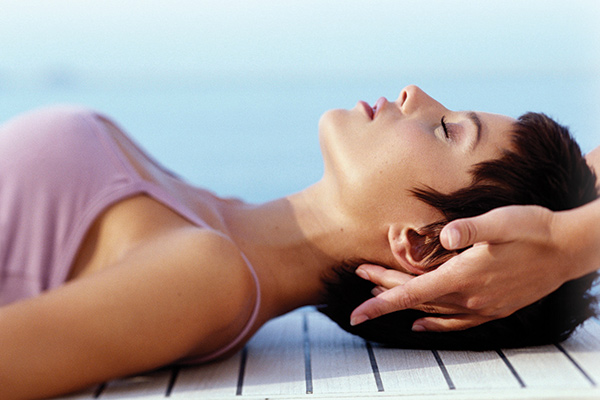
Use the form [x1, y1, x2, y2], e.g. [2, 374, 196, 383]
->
[0, 0, 598, 202]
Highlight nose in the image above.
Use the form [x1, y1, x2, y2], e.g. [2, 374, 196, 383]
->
[397, 85, 432, 114]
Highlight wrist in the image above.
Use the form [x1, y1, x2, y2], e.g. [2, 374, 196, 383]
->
[552, 199, 600, 281]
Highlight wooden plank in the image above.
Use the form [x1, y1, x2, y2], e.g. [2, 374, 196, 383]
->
[372, 346, 449, 393]
[437, 349, 522, 390]
[503, 343, 594, 389]
[307, 312, 378, 395]
[96, 368, 173, 399]
[242, 311, 306, 396]
[560, 320, 600, 385]
[169, 352, 241, 398]
[226, 387, 597, 399]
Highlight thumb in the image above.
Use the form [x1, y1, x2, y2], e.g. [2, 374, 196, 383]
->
[440, 207, 517, 250]
[440, 205, 551, 250]
[440, 218, 483, 250]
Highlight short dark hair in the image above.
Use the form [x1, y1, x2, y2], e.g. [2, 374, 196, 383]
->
[318, 112, 599, 350]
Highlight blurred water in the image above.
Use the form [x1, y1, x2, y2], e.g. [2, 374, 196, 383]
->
[0, 70, 597, 202]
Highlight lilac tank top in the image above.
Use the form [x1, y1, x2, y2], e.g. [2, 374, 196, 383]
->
[0, 106, 260, 363]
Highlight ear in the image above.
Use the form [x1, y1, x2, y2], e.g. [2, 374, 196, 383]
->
[388, 224, 431, 270]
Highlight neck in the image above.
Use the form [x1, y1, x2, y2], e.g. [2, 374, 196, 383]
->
[218, 181, 386, 318]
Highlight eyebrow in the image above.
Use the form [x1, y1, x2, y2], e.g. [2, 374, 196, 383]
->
[466, 111, 483, 152]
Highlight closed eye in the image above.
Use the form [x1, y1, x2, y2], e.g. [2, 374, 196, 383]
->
[441, 116, 450, 139]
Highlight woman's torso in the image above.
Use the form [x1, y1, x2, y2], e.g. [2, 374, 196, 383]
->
[0, 106, 261, 362]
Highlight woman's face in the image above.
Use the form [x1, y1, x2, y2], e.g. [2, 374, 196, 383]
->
[318, 85, 516, 228]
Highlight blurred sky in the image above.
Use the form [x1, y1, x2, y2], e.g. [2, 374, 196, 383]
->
[0, 0, 598, 200]
[0, 0, 598, 85]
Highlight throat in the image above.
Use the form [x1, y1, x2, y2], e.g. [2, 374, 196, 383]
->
[219, 193, 351, 316]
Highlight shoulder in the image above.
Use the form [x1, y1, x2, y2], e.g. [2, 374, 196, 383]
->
[149, 227, 255, 297]
[158, 228, 259, 357]
[586, 145, 600, 174]
[159, 228, 257, 315]
[80, 226, 258, 362]
[190, 229, 257, 317]
[173, 228, 253, 279]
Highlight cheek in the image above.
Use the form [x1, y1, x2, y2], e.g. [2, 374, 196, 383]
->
[398, 144, 473, 196]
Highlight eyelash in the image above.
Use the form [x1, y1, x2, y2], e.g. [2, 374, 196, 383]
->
[441, 116, 450, 139]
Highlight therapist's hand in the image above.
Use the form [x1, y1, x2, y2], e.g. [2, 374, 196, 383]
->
[350, 205, 574, 332]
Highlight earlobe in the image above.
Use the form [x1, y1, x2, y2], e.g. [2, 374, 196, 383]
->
[388, 225, 431, 270]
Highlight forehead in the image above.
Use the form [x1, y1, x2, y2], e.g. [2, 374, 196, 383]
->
[478, 112, 516, 132]
[473, 111, 516, 157]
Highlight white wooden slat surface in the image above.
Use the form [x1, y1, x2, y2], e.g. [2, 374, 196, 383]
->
[54, 310, 600, 399]
[503, 344, 594, 389]
[437, 349, 522, 390]
[372, 347, 449, 393]
[170, 353, 241, 398]
[242, 311, 306, 396]
[99, 369, 173, 399]
[307, 312, 379, 395]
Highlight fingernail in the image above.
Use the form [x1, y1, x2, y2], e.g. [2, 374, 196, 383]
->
[446, 227, 461, 249]
[371, 287, 384, 296]
[350, 314, 368, 326]
[355, 268, 369, 280]
[412, 324, 427, 332]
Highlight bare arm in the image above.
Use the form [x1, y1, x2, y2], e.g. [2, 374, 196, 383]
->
[587, 145, 600, 172]
[350, 145, 600, 330]
[0, 230, 253, 399]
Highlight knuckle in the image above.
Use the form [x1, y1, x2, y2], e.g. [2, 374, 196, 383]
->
[475, 304, 508, 319]
[478, 308, 498, 318]
[420, 304, 438, 314]
[398, 291, 422, 309]
[461, 221, 479, 246]
[383, 290, 421, 311]
[465, 296, 488, 312]
[381, 270, 400, 286]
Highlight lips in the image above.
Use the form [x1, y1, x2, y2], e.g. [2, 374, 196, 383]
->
[372, 97, 387, 119]
[359, 101, 374, 119]
[359, 97, 387, 120]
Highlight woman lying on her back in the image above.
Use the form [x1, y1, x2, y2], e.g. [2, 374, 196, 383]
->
[0, 85, 597, 399]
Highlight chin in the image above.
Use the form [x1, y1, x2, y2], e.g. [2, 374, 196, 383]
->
[318, 108, 345, 132]
[318, 109, 346, 156]
[318, 108, 356, 143]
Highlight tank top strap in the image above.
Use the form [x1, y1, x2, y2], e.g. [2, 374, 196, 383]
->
[179, 251, 261, 364]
